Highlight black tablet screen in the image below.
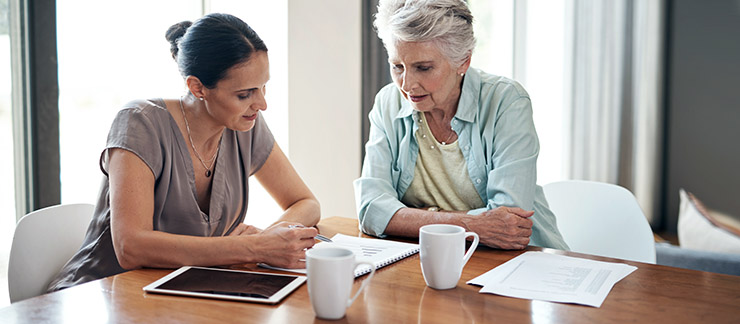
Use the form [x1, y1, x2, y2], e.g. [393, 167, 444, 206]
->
[156, 268, 296, 299]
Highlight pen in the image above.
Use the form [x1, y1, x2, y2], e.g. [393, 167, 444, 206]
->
[288, 224, 333, 242]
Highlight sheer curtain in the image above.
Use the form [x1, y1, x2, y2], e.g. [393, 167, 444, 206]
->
[565, 0, 664, 223]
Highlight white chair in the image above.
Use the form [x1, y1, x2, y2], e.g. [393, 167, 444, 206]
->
[8, 203, 95, 303]
[543, 180, 656, 264]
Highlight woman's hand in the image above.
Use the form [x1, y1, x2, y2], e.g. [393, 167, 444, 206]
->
[462, 206, 533, 250]
[251, 222, 317, 269]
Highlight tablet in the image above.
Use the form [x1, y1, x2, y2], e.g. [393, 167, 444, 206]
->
[143, 266, 306, 304]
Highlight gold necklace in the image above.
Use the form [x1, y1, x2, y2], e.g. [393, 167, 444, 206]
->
[179, 96, 221, 177]
[440, 127, 455, 145]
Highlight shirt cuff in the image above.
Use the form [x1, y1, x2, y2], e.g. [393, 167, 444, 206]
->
[360, 194, 406, 237]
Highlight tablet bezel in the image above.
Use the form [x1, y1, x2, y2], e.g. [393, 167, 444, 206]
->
[142, 266, 307, 304]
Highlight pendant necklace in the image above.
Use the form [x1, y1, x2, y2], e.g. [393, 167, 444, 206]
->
[440, 127, 455, 145]
[425, 112, 456, 145]
[179, 96, 221, 177]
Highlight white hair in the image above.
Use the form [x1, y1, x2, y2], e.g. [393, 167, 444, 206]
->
[374, 0, 476, 65]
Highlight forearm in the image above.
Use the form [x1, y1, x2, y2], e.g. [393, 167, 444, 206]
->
[384, 207, 468, 238]
[274, 197, 320, 227]
[114, 230, 260, 270]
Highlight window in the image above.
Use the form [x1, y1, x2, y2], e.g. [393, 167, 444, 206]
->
[56, 0, 201, 206]
[469, 0, 568, 185]
[57, 1, 287, 230]
[0, 0, 15, 307]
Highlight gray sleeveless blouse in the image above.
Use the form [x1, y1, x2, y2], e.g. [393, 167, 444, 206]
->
[47, 99, 274, 291]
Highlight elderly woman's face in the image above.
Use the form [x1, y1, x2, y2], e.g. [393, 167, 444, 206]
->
[388, 41, 465, 113]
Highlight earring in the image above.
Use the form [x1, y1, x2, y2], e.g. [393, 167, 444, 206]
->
[460, 73, 465, 77]
[199, 97, 204, 101]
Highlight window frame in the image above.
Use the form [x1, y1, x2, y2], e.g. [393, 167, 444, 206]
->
[10, 0, 60, 220]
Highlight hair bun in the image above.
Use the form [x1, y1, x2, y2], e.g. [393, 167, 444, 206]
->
[165, 21, 193, 60]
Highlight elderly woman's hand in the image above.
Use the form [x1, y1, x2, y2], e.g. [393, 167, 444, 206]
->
[462, 207, 534, 250]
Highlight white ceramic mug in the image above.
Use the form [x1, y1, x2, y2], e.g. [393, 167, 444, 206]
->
[419, 224, 480, 290]
[306, 247, 376, 320]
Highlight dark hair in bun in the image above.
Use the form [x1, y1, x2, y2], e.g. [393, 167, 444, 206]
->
[164, 13, 267, 88]
[165, 20, 193, 60]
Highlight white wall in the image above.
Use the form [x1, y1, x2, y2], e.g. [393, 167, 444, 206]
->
[288, 0, 361, 219]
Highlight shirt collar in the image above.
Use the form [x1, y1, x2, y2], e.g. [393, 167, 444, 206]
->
[454, 67, 480, 123]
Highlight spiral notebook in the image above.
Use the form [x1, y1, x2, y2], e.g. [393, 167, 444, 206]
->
[260, 234, 419, 277]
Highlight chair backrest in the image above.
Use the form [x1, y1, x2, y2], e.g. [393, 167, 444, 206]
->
[543, 180, 656, 264]
[8, 203, 95, 303]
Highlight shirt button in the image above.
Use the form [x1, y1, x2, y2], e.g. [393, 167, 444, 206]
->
[465, 145, 470, 150]
[422, 134, 427, 138]
[476, 179, 482, 184]
[430, 145, 435, 149]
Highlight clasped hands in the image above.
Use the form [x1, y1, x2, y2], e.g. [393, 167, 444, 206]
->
[461, 206, 534, 250]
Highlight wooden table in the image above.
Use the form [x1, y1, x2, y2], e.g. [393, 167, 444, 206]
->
[2, 217, 739, 323]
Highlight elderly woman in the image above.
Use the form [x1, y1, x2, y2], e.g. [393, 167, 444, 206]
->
[354, 0, 568, 250]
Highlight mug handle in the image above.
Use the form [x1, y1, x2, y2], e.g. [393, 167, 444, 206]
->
[347, 261, 376, 307]
[461, 232, 480, 267]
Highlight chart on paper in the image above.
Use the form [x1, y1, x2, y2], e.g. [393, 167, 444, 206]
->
[322, 234, 419, 276]
[332, 241, 386, 258]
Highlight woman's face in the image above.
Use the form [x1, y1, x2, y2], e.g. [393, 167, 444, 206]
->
[388, 41, 467, 113]
[203, 51, 270, 132]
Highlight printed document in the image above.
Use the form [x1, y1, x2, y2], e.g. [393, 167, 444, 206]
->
[467, 251, 637, 307]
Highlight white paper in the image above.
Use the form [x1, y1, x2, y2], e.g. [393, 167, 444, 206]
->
[467, 251, 637, 307]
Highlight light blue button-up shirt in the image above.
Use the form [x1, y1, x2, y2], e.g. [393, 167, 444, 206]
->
[353, 68, 569, 250]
